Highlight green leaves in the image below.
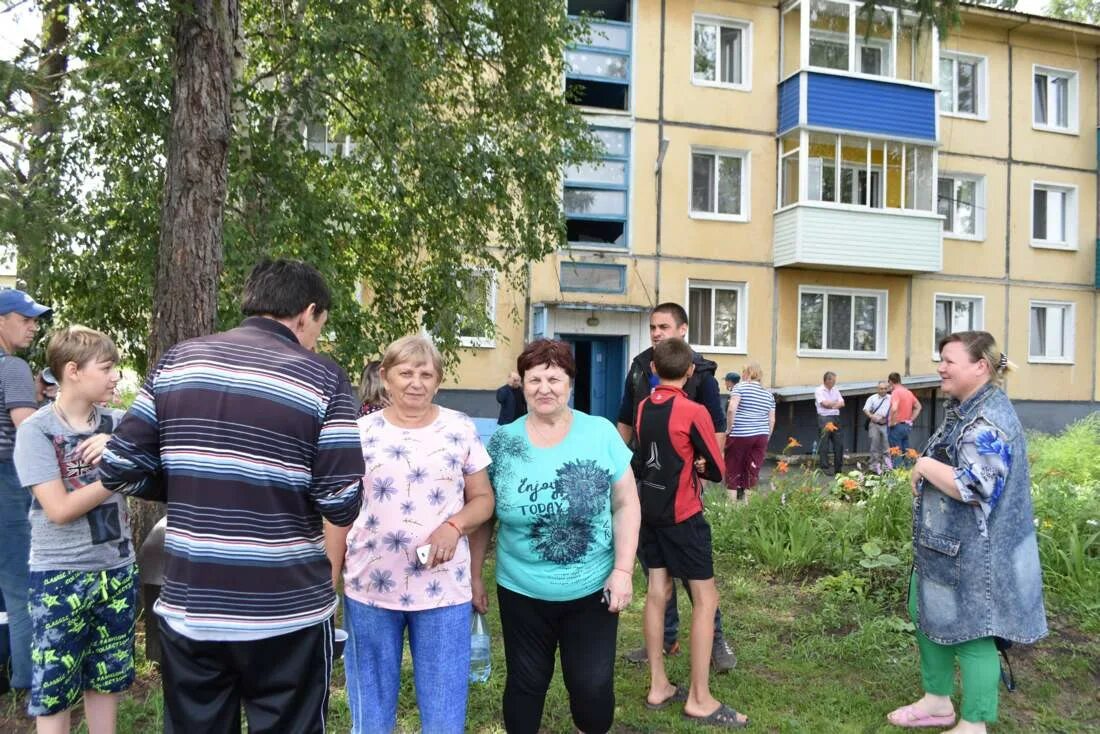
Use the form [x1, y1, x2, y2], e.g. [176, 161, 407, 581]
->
[7, 0, 596, 374]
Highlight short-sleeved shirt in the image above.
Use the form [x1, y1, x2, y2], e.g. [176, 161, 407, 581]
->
[487, 410, 632, 602]
[891, 384, 919, 424]
[729, 382, 775, 438]
[344, 407, 491, 611]
[814, 385, 843, 417]
[863, 393, 891, 422]
[14, 405, 133, 571]
[0, 349, 37, 461]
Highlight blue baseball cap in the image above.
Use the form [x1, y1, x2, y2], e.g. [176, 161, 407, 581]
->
[0, 289, 52, 319]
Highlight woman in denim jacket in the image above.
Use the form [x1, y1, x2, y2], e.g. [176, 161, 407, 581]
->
[887, 331, 1047, 733]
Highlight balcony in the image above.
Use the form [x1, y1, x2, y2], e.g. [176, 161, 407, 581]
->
[774, 127, 942, 273]
[778, 72, 937, 141]
[774, 204, 942, 273]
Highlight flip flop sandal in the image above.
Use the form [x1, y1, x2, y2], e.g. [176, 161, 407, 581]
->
[644, 684, 689, 710]
[886, 703, 956, 728]
[683, 703, 749, 728]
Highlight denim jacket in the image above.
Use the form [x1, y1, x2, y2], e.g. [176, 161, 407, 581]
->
[913, 382, 1048, 646]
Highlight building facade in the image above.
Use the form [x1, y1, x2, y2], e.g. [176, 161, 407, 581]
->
[440, 0, 1100, 450]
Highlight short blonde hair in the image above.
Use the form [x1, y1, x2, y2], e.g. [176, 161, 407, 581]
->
[937, 330, 1014, 387]
[380, 335, 443, 377]
[741, 361, 763, 382]
[46, 325, 119, 383]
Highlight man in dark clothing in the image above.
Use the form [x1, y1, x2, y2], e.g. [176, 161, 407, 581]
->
[495, 370, 526, 425]
[616, 302, 736, 673]
[100, 260, 364, 733]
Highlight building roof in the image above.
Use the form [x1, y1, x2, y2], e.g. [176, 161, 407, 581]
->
[961, 2, 1100, 40]
[772, 374, 941, 402]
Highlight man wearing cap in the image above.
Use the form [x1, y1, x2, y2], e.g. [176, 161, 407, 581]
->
[0, 289, 52, 693]
[723, 371, 741, 394]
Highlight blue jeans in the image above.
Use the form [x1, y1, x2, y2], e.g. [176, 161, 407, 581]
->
[344, 596, 471, 734]
[0, 460, 31, 689]
[889, 423, 913, 466]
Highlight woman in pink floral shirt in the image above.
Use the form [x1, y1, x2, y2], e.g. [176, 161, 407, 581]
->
[326, 335, 494, 734]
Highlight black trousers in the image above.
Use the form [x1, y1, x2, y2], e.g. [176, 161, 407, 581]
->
[817, 414, 844, 474]
[159, 616, 335, 734]
[497, 585, 619, 734]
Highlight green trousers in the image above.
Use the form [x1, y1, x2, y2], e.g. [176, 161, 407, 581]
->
[908, 573, 1000, 723]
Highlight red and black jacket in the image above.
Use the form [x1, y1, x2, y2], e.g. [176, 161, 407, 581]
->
[632, 385, 723, 526]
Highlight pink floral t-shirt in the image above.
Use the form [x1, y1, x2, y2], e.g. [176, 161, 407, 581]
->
[344, 407, 491, 611]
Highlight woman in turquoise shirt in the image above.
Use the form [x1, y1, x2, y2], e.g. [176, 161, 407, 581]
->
[470, 339, 641, 734]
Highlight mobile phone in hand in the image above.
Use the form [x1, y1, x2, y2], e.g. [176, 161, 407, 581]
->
[601, 588, 611, 605]
[416, 544, 431, 565]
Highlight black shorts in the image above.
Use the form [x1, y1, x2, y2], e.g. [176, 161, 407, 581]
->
[638, 513, 714, 581]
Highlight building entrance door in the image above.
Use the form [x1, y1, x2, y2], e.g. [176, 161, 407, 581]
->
[560, 334, 627, 422]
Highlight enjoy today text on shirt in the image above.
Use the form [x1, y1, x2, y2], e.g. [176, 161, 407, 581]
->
[344, 407, 490, 611]
[487, 411, 631, 602]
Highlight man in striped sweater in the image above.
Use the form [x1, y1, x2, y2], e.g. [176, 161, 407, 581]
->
[100, 260, 364, 733]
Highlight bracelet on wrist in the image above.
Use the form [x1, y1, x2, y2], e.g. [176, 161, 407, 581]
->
[444, 519, 463, 537]
[612, 567, 631, 575]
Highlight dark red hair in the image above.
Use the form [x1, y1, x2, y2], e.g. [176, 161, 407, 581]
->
[516, 339, 576, 381]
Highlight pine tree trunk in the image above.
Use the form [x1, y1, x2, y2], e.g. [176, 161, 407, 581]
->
[134, 0, 239, 549]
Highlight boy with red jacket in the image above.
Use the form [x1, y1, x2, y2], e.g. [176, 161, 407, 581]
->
[632, 339, 748, 728]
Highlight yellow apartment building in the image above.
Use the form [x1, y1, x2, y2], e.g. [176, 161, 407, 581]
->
[439, 0, 1100, 450]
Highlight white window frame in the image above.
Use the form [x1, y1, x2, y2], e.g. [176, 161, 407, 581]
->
[689, 148, 750, 221]
[1032, 64, 1079, 135]
[805, 1, 898, 80]
[937, 173, 985, 241]
[686, 280, 749, 354]
[940, 51, 988, 120]
[796, 285, 888, 359]
[1030, 181, 1078, 251]
[457, 269, 497, 348]
[932, 293, 985, 360]
[691, 15, 752, 91]
[1028, 300, 1075, 364]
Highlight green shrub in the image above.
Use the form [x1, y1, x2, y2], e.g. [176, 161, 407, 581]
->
[1029, 412, 1100, 484]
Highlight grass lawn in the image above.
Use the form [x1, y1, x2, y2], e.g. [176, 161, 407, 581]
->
[2, 487, 1097, 733]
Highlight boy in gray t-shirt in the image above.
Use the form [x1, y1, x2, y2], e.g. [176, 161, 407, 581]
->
[12, 325, 135, 730]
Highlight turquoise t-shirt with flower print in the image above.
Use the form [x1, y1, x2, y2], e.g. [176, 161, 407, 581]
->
[487, 410, 632, 602]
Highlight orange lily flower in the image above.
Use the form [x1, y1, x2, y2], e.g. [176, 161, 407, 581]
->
[842, 478, 859, 491]
[888, 446, 902, 457]
[786, 437, 802, 449]
[777, 461, 790, 474]
[906, 448, 920, 460]
[824, 421, 838, 432]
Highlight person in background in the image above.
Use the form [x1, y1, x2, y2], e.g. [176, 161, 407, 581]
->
[100, 260, 365, 733]
[863, 381, 892, 475]
[723, 371, 740, 395]
[472, 339, 640, 734]
[888, 372, 923, 467]
[495, 370, 526, 425]
[330, 335, 494, 734]
[887, 331, 1046, 733]
[358, 360, 388, 417]
[0, 288, 52, 697]
[723, 362, 775, 502]
[35, 368, 58, 406]
[616, 303, 736, 673]
[814, 371, 844, 476]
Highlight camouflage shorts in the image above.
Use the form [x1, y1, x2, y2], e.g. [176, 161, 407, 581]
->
[27, 564, 137, 716]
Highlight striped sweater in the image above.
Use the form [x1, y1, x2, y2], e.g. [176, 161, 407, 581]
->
[100, 317, 364, 640]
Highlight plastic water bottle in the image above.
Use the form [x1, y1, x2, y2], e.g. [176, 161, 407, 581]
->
[469, 612, 491, 683]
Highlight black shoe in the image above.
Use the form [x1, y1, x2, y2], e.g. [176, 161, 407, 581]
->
[711, 636, 737, 673]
